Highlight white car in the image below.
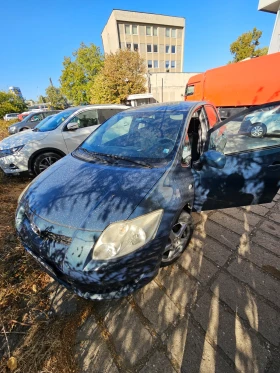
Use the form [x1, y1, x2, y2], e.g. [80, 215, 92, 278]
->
[4, 113, 19, 121]
[0, 104, 128, 175]
[240, 105, 280, 137]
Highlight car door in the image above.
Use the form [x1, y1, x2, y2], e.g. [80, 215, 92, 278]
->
[192, 101, 280, 212]
[62, 109, 100, 152]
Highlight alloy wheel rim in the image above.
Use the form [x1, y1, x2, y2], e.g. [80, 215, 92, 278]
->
[162, 219, 191, 263]
[251, 125, 263, 137]
[39, 156, 58, 172]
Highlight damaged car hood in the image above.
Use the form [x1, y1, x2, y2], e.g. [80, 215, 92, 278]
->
[24, 155, 165, 231]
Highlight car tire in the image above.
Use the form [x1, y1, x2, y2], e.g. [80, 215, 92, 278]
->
[33, 152, 62, 175]
[250, 122, 267, 138]
[161, 210, 193, 267]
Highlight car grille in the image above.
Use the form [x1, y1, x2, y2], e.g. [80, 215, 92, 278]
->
[25, 209, 72, 246]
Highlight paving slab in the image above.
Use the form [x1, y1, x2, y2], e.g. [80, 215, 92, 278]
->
[210, 211, 255, 235]
[104, 302, 154, 367]
[228, 258, 280, 309]
[193, 292, 271, 373]
[211, 272, 280, 346]
[252, 230, 280, 256]
[139, 351, 176, 373]
[260, 220, 280, 238]
[204, 220, 240, 250]
[243, 205, 270, 217]
[180, 321, 235, 373]
[178, 245, 218, 285]
[156, 265, 199, 313]
[134, 280, 180, 334]
[222, 208, 261, 226]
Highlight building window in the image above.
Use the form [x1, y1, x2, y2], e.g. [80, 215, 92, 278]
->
[171, 45, 176, 53]
[171, 61, 176, 68]
[165, 61, 170, 68]
[126, 43, 132, 50]
[133, 43, 138, 51]
[148, 60, 152, 68]
[166, 45, 170, 53]
[153, 44, 158, 53]
[171, 28, 176, 38]
[132, 25, 138, 35]
[154, 60, 158, 68]
[146, 26, 151, 35]
[147, 44, 152, 53]
[153, 27, 158, 36]
[125, 25, 131, 34]
[166, 28, 170, 37]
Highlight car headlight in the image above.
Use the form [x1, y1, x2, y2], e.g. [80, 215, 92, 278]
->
[9, 126, 16, 133]
[0, 145, 24, 158]
[92, 209, 163, 260]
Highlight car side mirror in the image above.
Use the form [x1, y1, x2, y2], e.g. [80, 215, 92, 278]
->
[202, 150, 226, 169]
[67, 122, 79, 131]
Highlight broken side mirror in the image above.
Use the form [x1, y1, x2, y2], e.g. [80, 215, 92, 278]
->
[201, 150, 226, 169]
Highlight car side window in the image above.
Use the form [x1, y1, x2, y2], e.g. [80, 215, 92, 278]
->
[98, 109, 124, 124]
[30, 113, 44, 122]
[72, 110, 99, 129]
[209, 103, 280, 155]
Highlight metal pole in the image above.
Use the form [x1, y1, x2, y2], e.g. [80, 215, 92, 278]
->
[161, 78, 163, 103]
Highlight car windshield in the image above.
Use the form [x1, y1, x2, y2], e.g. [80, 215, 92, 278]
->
[76, 108, 188, 167]
[33, 115, 53, 130]
[35, 109, 77, 132]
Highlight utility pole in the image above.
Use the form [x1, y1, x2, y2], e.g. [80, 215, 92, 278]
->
[49, 78, 53, 87]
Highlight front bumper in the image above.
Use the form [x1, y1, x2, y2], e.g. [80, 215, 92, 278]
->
[16, 204, 167, 300]
[0, 153, 28, 174]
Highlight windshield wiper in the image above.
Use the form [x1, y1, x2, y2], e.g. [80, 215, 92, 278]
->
[103, 154, 153, 168]
[76, 149, 114, 164]
[33, 128, 39, 132]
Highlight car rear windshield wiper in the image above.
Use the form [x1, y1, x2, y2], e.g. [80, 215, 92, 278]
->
[103, 154, 153, 168]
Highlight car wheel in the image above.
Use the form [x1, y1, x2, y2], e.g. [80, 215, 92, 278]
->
[250, 122, 267, 138]
[33, 152, 62, 175]
[161, 210, 193, 267]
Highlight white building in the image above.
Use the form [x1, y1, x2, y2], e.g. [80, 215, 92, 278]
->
[102, 10, 185, 73]
[258, 0, 280, 53]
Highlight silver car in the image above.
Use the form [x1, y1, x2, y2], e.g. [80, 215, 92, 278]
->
[0, 104, 128, 175]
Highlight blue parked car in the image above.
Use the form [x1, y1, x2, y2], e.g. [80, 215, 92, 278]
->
[16, 101, 280, 300]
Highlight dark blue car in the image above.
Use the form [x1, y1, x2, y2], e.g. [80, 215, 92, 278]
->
[16, 101, 280, 300]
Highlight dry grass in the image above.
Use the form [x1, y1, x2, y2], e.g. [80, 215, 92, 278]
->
[0, 119, 17, 139]
[0, 129, 88, 372]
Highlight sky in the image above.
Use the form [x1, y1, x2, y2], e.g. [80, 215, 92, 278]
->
[0, 0, 275, 100]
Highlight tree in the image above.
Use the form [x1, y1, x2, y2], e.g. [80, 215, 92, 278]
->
[90, 49, 147, 104]
[0, 91, 27, 119]
[60, 43, 104, 105]
[229, 27, 268, 63]
[45, 86, 67, 110]
[38, 95, 47, 103]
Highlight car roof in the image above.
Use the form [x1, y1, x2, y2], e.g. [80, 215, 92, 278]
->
[124, 101, 207, 112]
[67, 104, 129, 111]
